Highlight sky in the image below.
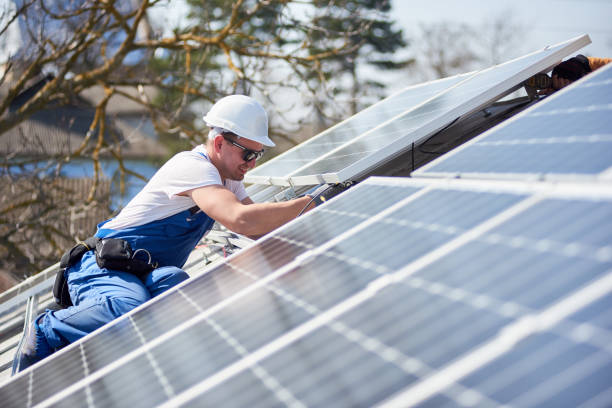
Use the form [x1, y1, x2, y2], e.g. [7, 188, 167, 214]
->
[391, 0, 612, 58]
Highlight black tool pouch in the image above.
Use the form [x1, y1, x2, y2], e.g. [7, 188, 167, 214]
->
[95, 238, 132, 270]
[95, 238, 156, 277]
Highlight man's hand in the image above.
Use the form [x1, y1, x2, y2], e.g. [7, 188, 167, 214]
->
[305, 182, 352, 206]
[551, 74, 572, 91]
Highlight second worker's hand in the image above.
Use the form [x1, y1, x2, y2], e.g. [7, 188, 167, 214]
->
[551, 74, 572, 91]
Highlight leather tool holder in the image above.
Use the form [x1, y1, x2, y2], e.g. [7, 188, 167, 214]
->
[95, 238, 156, 277]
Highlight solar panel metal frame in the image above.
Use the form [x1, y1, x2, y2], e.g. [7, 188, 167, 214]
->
[413, 61, 612, 182]
[245, 35, 591, 187]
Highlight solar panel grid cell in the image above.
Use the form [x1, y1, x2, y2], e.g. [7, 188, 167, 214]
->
[570, 293, 612, 330]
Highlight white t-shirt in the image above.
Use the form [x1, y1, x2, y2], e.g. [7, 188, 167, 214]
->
[103, 145, 248, 230]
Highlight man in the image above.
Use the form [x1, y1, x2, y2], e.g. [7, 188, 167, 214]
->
[14, 94, 342, 372]
[538, 54, 611, 94]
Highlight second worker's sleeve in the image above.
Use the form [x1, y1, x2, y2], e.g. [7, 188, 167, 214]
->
[588, 57, 612, 71]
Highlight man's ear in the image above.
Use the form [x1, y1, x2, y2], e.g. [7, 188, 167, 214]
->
[213, 134, 224, 153]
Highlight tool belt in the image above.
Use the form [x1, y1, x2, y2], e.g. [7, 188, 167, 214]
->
[53, 237, 158, 308]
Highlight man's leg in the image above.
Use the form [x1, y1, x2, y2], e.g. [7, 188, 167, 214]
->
[15, 252, 151, 372]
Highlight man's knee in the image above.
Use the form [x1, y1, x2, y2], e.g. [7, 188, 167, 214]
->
[107, 295, 146, 317]
[145, 266, 189, 297]
[60, 295, 147, 329]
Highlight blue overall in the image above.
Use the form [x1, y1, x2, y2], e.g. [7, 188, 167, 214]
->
[36, 207, 214, 354]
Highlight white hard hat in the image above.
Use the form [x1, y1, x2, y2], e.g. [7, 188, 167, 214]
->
[203, 95, 275, 147]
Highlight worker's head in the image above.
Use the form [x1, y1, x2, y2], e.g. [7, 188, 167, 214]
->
[204, 95, 273, 180]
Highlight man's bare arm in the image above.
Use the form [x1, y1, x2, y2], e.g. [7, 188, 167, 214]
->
[182, 185, 313, 237]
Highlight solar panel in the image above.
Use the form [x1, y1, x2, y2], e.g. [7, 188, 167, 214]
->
[3, 176, 611, 408]
[246, 35, 590, 187]
[414, 61, 612, 181]
[245, 73, 472, 186]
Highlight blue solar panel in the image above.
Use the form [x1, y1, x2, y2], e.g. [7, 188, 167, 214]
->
[414, 62, 612, 181]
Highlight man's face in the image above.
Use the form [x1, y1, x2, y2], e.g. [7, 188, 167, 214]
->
[219, 134, 264, 181]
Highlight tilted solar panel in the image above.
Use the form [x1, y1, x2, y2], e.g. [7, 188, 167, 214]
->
[246, 35, 591, 187]
[3, 177, 611, 408]
[414, 61, 612, 181]
[245, 73, 472, 186]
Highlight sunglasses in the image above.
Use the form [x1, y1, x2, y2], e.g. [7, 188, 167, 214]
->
[222, 134, 265, 162]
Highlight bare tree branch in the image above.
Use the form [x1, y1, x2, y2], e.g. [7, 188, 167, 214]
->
[0, 0, 406, 280]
